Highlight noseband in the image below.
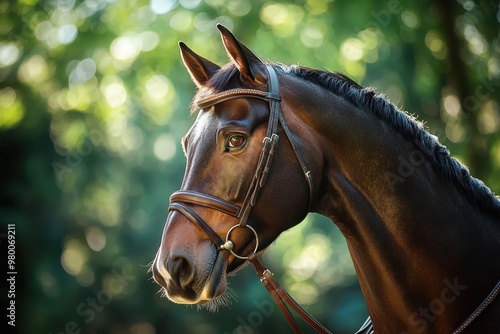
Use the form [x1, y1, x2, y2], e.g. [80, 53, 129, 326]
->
[167, 66, 336, 333]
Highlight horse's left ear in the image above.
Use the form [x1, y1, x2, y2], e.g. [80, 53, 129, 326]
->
[217, 24, 267, 85]
[179, 42, 221, 88]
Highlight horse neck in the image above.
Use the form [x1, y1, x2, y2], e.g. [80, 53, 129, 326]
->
[282, 78, 500, 331]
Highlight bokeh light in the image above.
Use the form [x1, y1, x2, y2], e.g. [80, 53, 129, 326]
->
[3, 1, 499, 333]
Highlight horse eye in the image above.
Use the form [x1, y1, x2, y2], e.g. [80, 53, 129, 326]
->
[227, 134, 247, 150]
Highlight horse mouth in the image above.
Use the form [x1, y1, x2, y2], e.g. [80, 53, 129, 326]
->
[153, 238, 263, 307]
[198, 244, 259, 304]
[199, 250, 229, 301]
[157, 249, 229, 306]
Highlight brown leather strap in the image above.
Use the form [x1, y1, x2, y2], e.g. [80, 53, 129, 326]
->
[169, 202, 225, 249]
[452, 279, 500, 334]
[248, 253, 302, 333]
[170, 190, 240, 217]
[249, 253, 333, 334]
[279, 113, 314, 211]
[196, 89, 280, 110]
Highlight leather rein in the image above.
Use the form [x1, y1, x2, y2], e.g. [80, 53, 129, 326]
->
[168, 65, 500, 333]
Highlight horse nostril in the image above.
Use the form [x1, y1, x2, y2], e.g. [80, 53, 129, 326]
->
[167, 254, 196, 288]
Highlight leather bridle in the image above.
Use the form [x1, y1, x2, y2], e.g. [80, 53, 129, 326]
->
[168, 65, 334, 333]
[169, 65, 314, 260]
[167, 65, 500, 333]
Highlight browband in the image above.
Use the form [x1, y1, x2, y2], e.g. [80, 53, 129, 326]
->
[197, 88, 281, 110]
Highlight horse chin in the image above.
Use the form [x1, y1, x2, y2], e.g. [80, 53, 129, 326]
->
[200, 250, 228, 299]
[195, 250, 234, 312]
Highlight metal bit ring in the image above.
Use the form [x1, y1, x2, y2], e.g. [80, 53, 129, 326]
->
[222, 224, 259, 260]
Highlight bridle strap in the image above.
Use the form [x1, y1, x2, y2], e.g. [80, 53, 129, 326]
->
[169, 202, 225, 249]
[249, 253, 333, 334]
[279, 112, 314, 210]
[451, 279, 500, 334]
[170, 190, 240, 217]
[197, 89, 280, 110]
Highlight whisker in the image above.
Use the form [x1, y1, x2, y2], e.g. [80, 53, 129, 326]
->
[155, 287, 167, 298]
[146, 260, 155, 273]
[196, 285, 238, 312]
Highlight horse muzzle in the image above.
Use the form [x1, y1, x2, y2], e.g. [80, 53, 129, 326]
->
[152, 247, 229, 304]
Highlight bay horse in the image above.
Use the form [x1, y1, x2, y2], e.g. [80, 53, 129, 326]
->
[151, 25, 500, 333]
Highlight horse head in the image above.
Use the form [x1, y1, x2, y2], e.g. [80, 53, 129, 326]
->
[151, 25, 314, 308]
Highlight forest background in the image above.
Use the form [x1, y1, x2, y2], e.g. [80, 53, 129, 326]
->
[1, 0, 499, 333]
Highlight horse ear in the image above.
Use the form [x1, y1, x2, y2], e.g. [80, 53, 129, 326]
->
[217, 24, 267, 85]
[179, 42, 221, 88]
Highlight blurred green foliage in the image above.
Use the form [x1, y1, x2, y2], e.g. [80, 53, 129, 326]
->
[1, 0, 499, 333]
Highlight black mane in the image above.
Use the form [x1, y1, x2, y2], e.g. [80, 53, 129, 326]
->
[278, 64, 500, 216]
[199, 62, 500, 216]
